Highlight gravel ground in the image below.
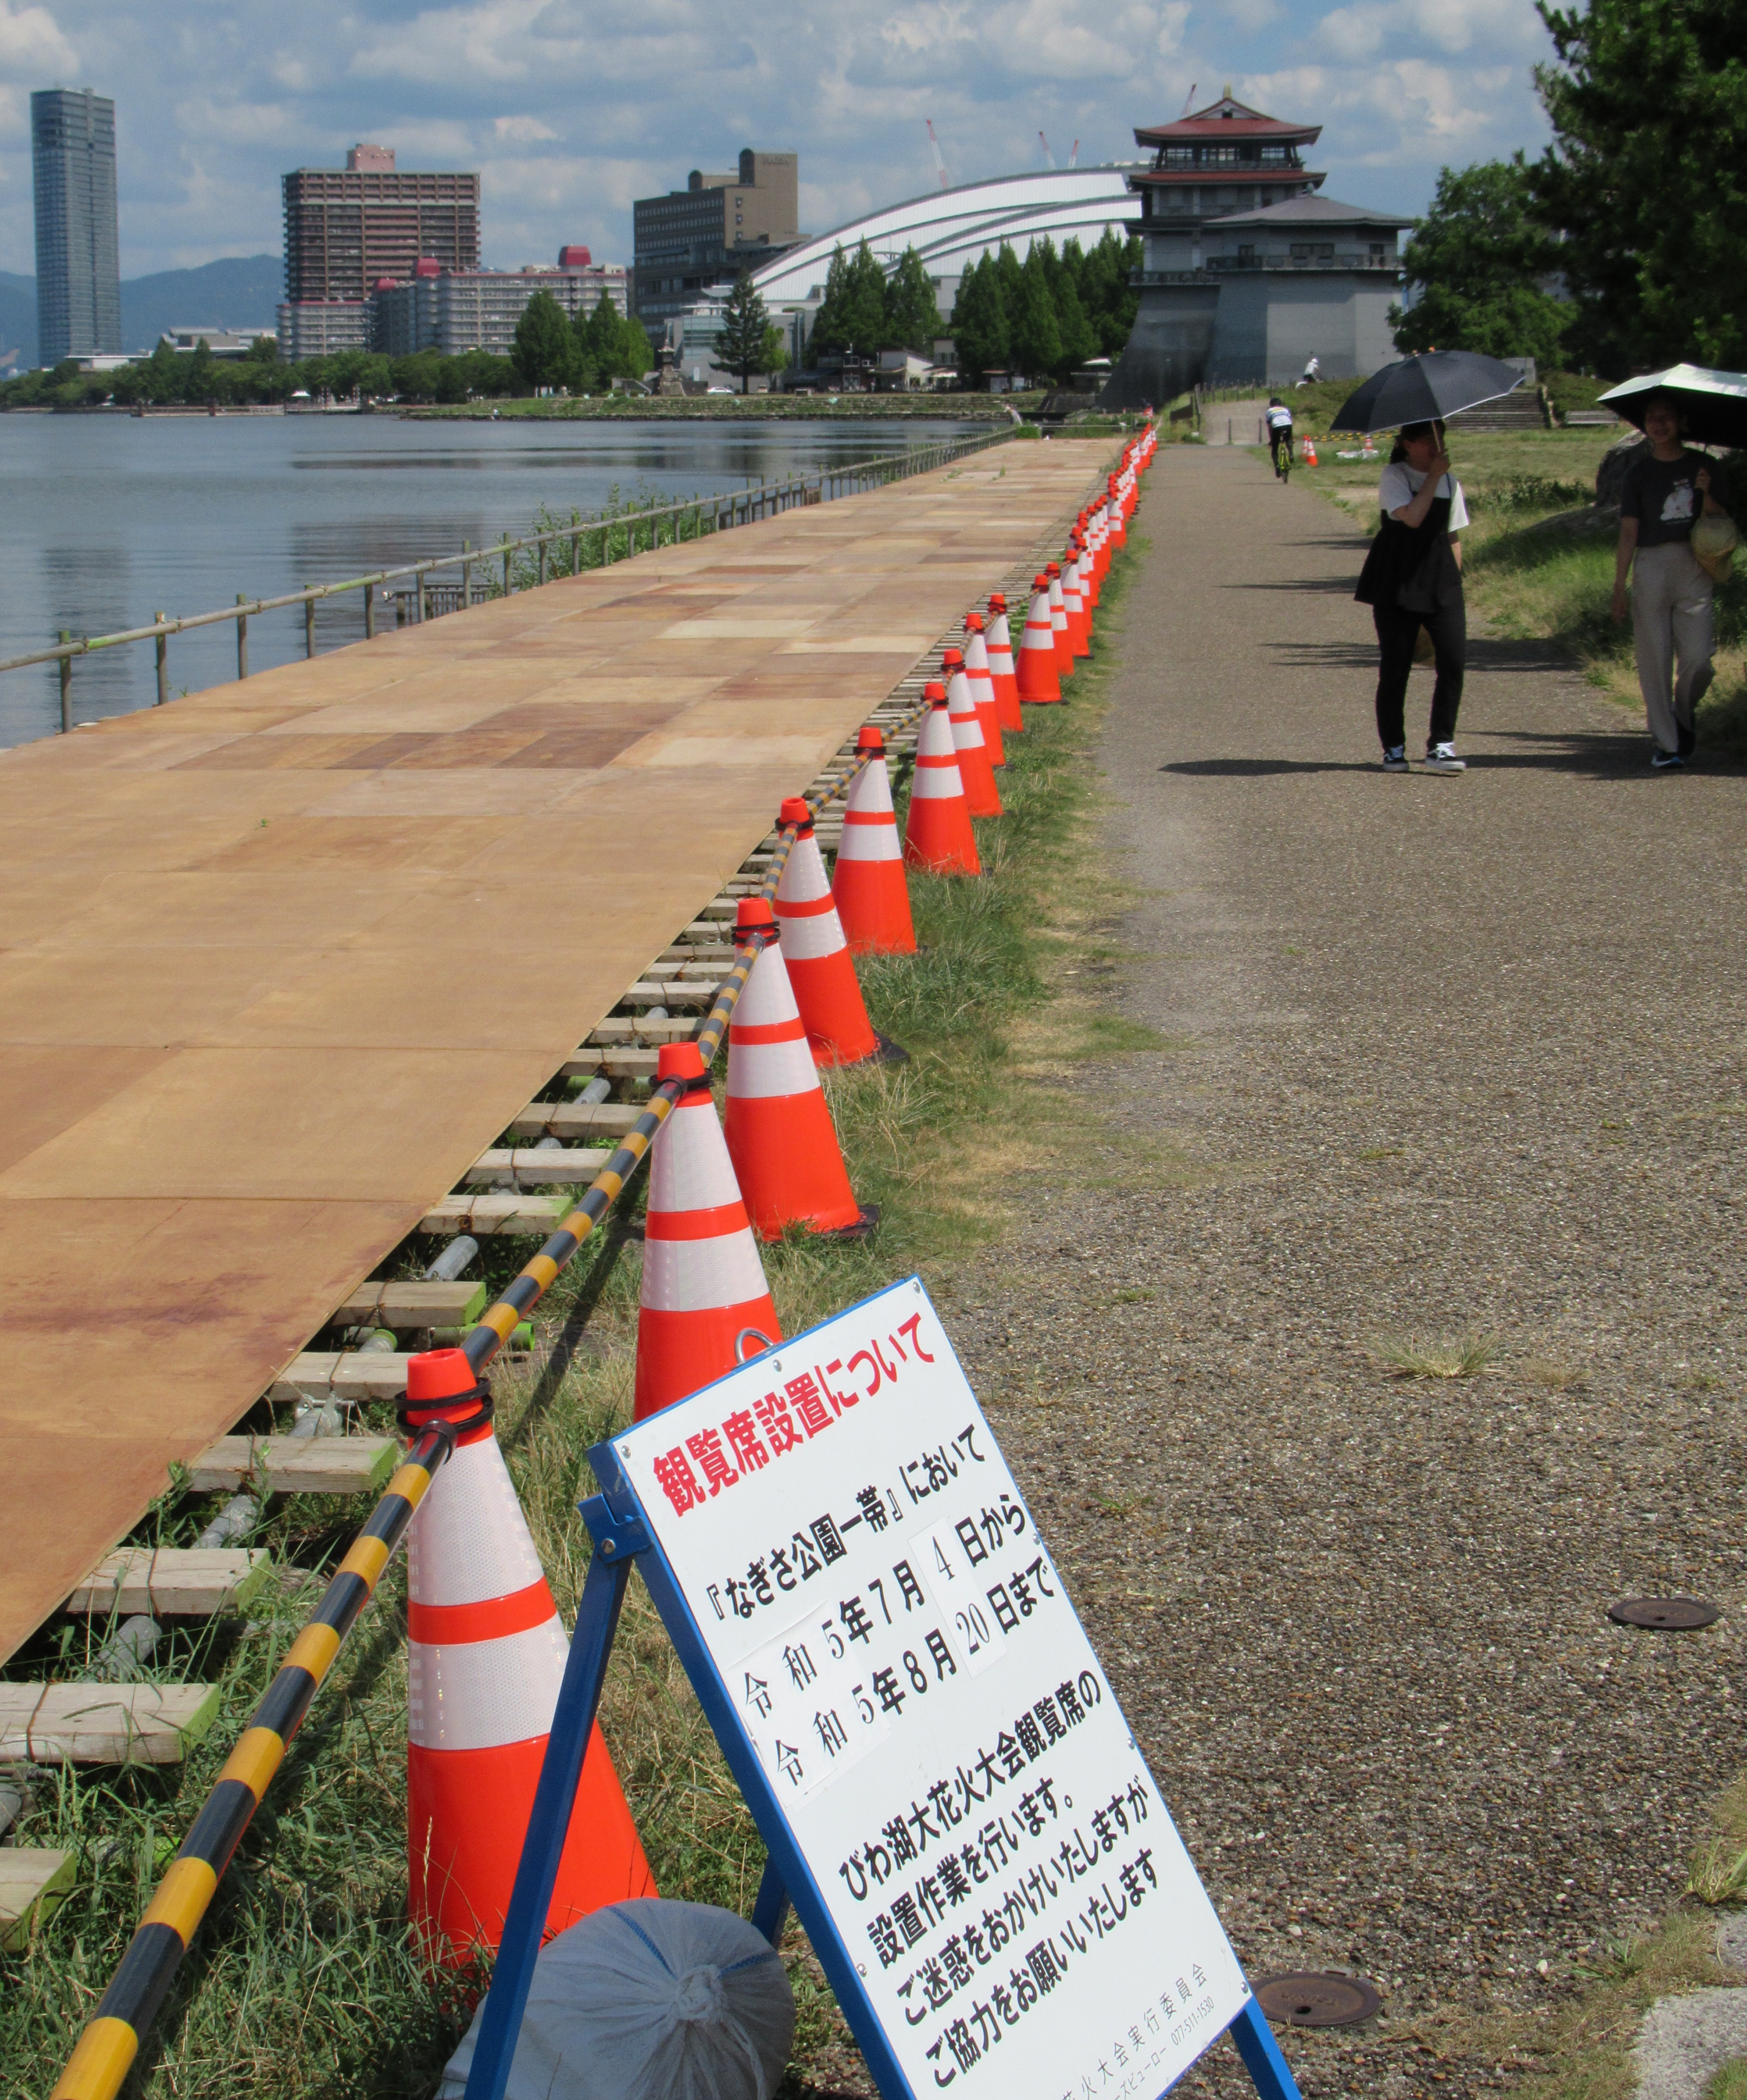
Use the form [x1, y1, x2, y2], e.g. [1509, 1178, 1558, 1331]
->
[943, 446, 1747, 2099]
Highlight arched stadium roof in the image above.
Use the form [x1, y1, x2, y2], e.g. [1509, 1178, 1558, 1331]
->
[746, 166, 1143, 306]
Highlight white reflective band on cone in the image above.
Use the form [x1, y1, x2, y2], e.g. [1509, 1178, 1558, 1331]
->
[910, 766, 964, 800]
[728, 1032, 821, 1098]
[778, 906, 846, 962]
[408, 1614, 568, 1751]
[649, 1110, 741, 1214]
[408, 1434, 548, 1609]
[839, 814, 902, 861]
[642, 1229, 773, 1311]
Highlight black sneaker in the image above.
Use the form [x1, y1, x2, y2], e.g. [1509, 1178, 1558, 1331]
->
[1423, 743, 1466, 773]
[1382, 746, 1409, 771]
[1652, 748, 1684, 770]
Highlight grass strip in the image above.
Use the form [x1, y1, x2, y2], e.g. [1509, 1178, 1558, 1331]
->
[1, 532, 1149, 2100]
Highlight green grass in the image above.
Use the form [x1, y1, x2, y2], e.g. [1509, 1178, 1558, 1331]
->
[1, 519, 1147, 2100]
[408, 395, 1017, 422]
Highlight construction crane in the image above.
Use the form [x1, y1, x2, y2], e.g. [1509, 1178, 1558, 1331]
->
[1069, 139, 1080, 168]
[1038, 129, 1056, 169]
[926, 119, 949, 190]
[1179, 82, 1198, 117]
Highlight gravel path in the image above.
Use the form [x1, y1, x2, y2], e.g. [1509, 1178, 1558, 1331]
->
[949, 446, 1747, 2098]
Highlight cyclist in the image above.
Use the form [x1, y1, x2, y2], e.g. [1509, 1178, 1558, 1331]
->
[1265, 396, 1295, 478]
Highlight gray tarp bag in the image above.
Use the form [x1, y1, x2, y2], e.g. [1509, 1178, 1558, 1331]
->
[439, 1898, 795, 2100]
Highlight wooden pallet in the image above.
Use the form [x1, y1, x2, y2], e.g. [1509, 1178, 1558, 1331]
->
[0, 1682, 221, 1765]
[331, 1279, 486, 1328]
[66, 1547, 272, 1618]
[0, 1850, 74, 1950]
[186, 1436, 397, 1496]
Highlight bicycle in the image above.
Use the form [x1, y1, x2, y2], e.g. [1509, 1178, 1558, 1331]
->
[1270, 429, 1294, 482]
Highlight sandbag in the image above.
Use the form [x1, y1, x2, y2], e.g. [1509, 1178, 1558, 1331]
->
[439, 1897, 794, 2100]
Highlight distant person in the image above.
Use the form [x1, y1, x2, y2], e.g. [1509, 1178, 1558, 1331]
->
[1265, 396, 1295, 477]
[1610, 392, 1733, 769]
[1353, 419, 1469, 773]
[1298, 355, 1321, 388]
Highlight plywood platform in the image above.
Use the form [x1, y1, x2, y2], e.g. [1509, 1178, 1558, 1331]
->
[0, 441, 1107, 1663]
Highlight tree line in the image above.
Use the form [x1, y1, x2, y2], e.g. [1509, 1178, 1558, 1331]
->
[1393, 0, 1742, 375]
[0, 291, 656, 409]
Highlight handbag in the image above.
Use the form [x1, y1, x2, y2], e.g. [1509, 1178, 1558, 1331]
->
[1692, 512, 1739, 583]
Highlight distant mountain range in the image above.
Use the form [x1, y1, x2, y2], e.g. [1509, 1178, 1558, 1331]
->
[0, 255, 284, 368]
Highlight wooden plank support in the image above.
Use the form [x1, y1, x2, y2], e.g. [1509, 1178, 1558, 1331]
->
[186, 1435, 398, 1495]
[0, 1849, 75, 1949]
[270, 1354, 413, 1403]
[586, 1016, 696, 1044]
[419, 1193, 571, 1236]
[508, 1101, 640, 1138]
[66, 1547, 272, 1618]
[464, 1148, 612, 1186]
[330, 1279, 486, 1327]
[0, 1683, 221, 1766]
[616, 981, 715, 1008]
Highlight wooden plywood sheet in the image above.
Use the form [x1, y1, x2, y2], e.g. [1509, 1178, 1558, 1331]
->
[0, 441, 1110, 1661]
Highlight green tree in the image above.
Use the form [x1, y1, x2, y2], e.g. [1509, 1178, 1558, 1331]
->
[948, 254, 1010, 386]
[716, 270, 787, 392]
[510, 288, 577, 391]
[618, 315, 653, 379]
[1532, 0, 1747, 370]
[184, 337, 217, 402]
[808, 241, 889, 360]
[1010, 244, 1064, 383]
[390, 350, 446, 401]
[1391, 154, 1569, 367]
[885, 246, 941, 353]
[1075, 227, 1144, 358]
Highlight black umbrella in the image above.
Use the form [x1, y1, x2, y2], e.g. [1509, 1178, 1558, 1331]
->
[1329, 350, 1526, 433]
[1597, 363, 1747, 449]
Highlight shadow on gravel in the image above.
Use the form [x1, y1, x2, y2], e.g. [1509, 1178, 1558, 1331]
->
[1160, 757, 1378, 775]
[1469, 728, 1747, 774]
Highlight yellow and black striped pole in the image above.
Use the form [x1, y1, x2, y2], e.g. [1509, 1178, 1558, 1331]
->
[47, 747, 903, 2100]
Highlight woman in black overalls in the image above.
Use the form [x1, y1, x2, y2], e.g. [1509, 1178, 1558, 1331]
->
[1354, 418, 1470, 774]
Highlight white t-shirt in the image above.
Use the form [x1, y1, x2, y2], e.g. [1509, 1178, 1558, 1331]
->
[1378, 462, 1470, 532]
[1266, 405, 1293, 430]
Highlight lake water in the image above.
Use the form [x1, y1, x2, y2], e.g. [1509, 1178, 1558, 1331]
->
[0, 413, 981, 748]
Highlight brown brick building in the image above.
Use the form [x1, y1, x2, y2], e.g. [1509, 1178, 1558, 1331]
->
[281, 144, 480, 306]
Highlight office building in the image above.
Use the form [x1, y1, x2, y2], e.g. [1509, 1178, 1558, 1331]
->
[31, 88, 121, 367]
[633, 149, 800, 327]
[281, 143, 480, 305]
[275, 299, 371, 361]
[1102, 93, 1410, 401]
[370, 249, 630, 359]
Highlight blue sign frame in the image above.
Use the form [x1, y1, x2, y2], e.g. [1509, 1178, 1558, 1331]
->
[460, 1290, 1306, 2100]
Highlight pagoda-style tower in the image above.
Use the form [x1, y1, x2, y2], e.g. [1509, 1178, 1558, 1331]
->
[1101, 89, 1407, 407]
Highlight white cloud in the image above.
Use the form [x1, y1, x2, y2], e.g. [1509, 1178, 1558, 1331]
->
[0, 0, 1558, 278]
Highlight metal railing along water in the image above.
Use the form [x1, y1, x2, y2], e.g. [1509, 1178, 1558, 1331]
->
[8, 426, 1012, 734]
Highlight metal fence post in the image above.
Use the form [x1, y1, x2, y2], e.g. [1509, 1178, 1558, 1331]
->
[58, 630, 71, 732]
[235, 595, 248, 680]
[503, 540, 512, 596]
[463, 540, 473, 608]
[304, 591, 316, 659]
[537, 539, 547, 587]
[417, 568, 428, 623]
[155, 616, 168, 705]
[365, 584, 376, 640]
[570, 528, 580, 573]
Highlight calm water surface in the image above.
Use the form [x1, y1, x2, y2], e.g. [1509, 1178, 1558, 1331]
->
[0, 413, 981, 747]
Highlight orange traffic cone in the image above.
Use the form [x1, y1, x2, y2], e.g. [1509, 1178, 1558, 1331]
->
[904, 684, 981, 874]
[1076, 534, 1097, 636]
[1046, 562, 1074, 681]
[774, 795, 887, 1068]
[406, 1350, 654, 1966]
[1303, 436, 1318, 467]
[1107, 474, 1127, 547]
[723, 901, 872, 1239]
[832, 726, 916, 955]
[1016, 575, 1062, 704]
[944, 648, 1001, 817]
[962, 615, 1004, 767]
[1061, 545, 1090, 659]
[986, 593, 1023, 734]
[634, 1042, 780, 1422]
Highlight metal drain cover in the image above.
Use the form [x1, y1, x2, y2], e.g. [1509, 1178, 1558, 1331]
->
[1255, 1972, 1382, 2027]
[1607, 1596, 1720, 1631]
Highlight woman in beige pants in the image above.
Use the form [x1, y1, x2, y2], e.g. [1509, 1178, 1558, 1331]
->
[1610, 394, 1732, 771]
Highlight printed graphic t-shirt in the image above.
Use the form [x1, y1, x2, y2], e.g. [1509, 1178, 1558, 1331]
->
[1620, 451, 1731, 547]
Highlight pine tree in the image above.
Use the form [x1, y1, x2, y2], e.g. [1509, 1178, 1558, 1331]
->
[717, 270, 786, 392]
[885, 246, 942, 353]
[1392, 156, 1569, 368]
[948, 256, 1010, 388]
[510, 289, 577, 391]
[1010, 246, 1064, 383]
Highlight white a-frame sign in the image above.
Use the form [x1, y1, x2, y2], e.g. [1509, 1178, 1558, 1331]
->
[462, 1277, 1304, 2100]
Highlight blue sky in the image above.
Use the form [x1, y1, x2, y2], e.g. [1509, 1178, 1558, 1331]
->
[0, 0, 1558, 281]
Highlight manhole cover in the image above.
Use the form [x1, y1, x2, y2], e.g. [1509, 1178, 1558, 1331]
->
[1255, 1972, 1382, 2027]
[1608, 1596, 1720, 1631]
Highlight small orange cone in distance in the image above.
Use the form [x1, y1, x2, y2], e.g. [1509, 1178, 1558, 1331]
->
[986, 592, 1023, 733]
[406, 1350, 654, 1965]
[1061, 544, 1090, 659]
[904, 683, 980, 874]
[1075, 529, 1098, 635]
[774, 795, 881, 1069]
[1303, 435, 1318, 467]
[964, 614, 1004, 767]
[944, 647, 1001, 818]
[1046, 562, 1074, 681]
[1016, 575, 1062, 704]
[833, 726, 916, 955]
[723, 905, 871, 1239]
[634, 1042, 780, 1421]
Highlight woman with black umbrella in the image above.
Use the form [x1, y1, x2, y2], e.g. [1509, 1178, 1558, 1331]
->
[1353, 418, 1470, 772]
